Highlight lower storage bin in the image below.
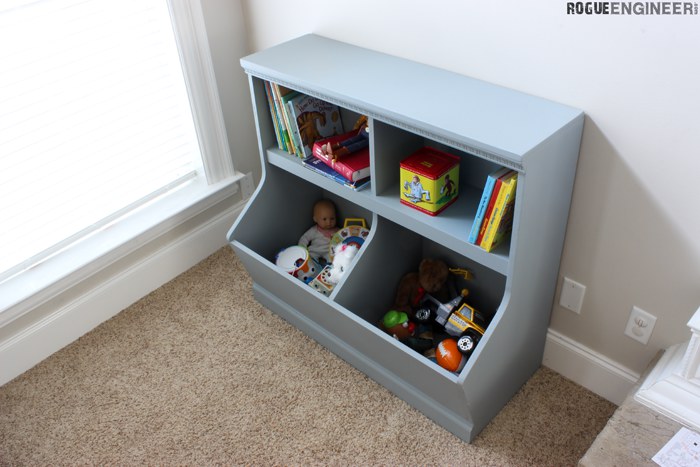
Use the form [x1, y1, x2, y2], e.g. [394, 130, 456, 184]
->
[230, 167, 373, 286]
[334, 216, 506, 375]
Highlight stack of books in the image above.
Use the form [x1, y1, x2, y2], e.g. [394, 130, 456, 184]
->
[303, 131, 371, 191]
[468, 167, 518, 252]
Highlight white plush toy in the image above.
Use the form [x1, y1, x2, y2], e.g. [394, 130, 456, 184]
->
[327, 244, 359, 284]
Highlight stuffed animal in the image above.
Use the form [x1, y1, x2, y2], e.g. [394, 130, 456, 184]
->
[394, 258, 450, 313]
[326, 244, 359, 284]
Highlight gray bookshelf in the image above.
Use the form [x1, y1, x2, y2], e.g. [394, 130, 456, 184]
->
[227, 34, 583, 442]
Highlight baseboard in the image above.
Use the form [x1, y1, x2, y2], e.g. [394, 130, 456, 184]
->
[0, 200, 246, 386]
[543, 329, 640, 405]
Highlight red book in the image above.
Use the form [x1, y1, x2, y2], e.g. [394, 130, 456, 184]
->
[312, 131, 370, 182]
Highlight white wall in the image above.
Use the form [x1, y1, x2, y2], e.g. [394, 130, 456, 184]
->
[240, 0, 700, 378]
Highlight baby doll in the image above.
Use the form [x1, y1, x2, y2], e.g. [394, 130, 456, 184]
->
[298, 199, 339, 264]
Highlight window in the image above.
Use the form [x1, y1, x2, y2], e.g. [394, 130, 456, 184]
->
[0, 0, 238, 320]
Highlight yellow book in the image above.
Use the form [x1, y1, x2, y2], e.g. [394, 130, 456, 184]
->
[480, 172, 518, 252]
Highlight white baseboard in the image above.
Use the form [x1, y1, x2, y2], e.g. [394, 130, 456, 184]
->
[0, 201, 245, 386]
[543, 329, 640, 405]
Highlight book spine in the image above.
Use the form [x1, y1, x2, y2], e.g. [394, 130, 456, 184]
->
[286, 100, 305, 157]
[264, 81, 283, 150]
[468, 176, 497, 244]
[271, 83, 292, 154]
[485, 176, 519, 251]
[481, 174, 517, 251]
[476, 178, 504, 245]
[302, 157, 347, 184]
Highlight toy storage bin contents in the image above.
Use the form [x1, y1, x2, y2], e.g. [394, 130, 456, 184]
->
[228, 34, 584, 442]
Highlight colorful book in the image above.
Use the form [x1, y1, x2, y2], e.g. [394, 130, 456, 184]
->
[312, 131, 370, 182]
[475, 169, 515, 246]
[468, 167, 511, 244]
[271, 83, 298, 154]
[302, 156, 370, 191]
[278, 89, 302, 156]
[480, 171, 518, 251]
[264, 81, 283, 150]
[287, 93, 345, 157]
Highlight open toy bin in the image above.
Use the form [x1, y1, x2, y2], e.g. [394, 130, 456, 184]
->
[229, 167, 373, 296]
[334, 215, 507, 373]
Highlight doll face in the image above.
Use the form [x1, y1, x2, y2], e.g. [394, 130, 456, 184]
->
[313, 201, 337, 230]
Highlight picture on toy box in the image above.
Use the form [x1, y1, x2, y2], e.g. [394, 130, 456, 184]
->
[400, 147, 460, 216]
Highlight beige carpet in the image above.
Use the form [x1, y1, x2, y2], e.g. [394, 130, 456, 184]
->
[0, 247, 616, 465]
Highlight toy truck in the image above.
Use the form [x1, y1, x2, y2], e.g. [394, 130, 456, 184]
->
[414, 291, 489, 356]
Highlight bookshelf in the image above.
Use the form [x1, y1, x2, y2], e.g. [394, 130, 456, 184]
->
[228, 34, 583, 442]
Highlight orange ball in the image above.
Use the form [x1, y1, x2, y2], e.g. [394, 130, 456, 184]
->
[436, 338, 465, 373]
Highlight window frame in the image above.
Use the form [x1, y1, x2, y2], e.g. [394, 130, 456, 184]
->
[0, 0, 242, 325]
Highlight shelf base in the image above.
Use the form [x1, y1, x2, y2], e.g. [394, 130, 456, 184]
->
[251, 281, 477, 442]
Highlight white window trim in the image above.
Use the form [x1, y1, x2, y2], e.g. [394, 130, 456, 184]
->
[0, 0, 244, 326]
[168, 0, 235, 183]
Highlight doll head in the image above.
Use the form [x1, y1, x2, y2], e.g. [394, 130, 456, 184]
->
[313, 199, 337, 230]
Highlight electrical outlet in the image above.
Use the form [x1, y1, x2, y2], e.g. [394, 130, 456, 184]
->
[240, 172, 255, 199]
[559, 277, 586, 314]
[624, 306, 657, 344]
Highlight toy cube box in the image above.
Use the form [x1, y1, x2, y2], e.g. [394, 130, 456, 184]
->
[400, 147, 460, 216]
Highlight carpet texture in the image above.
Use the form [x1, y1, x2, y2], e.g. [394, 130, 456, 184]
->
[0, 247, 616, 465]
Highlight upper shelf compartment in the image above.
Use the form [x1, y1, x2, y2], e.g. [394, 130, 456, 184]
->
[240, 34, 583, 171]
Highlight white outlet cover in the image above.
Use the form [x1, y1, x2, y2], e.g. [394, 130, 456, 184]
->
[624, 306, 657, 344]
[559, 277, 586, 314]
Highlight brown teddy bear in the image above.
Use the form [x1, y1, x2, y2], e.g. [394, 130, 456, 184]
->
[394, 258, 450, 314]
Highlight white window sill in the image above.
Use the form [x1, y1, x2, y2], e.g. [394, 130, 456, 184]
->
[0, 172, 243, 327]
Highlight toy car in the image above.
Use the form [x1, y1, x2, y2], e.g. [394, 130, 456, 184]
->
[414, 290, 467, 326]
[414, 293, 488, 356]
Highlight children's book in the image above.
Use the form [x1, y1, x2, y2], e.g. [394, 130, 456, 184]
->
[475, 169, 515, 246]
[264, 81, 283, 150]
[287, 94, 345, 157]
[468, 167, 511, 244]
[312, 131, 370, 182]
[281, 91, 304, 156]
[271, 83, 296, 154]
[480, 171, 518, 252]
[302, 156, 371, 191]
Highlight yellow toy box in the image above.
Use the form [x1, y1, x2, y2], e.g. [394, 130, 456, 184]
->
[400, 147, 460, 216]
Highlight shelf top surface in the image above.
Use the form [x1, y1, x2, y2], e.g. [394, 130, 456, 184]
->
[241, 34, 583, 162]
